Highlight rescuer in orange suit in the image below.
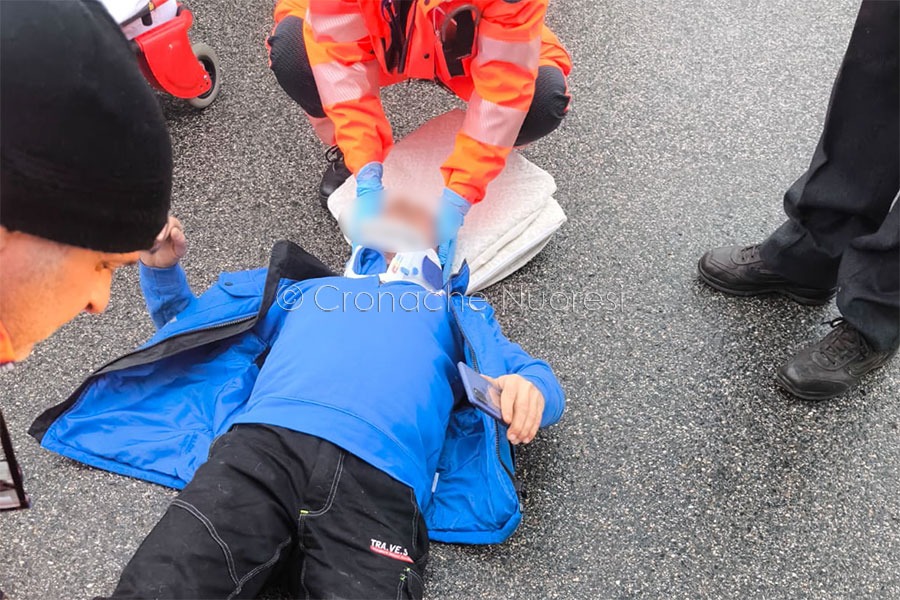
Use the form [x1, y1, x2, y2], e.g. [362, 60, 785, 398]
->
[267, 0, 572, 277]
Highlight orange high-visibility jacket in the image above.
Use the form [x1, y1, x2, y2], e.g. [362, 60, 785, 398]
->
[275, 0, 571, 204]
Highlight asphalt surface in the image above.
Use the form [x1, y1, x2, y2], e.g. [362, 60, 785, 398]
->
[3, 1, 899, 599]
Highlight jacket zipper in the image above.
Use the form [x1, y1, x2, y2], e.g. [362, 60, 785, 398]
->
[31, 241, 339, 440]
[397, 0, 418, 74]
[448, 299, 517, 485]
[448, 298, 478, 372]
[93, 314, 256, 377]
[43, 313, 259, 438]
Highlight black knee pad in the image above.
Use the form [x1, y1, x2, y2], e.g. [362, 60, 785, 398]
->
[515, 66, 571, 146]
[268, 16, 326, 118]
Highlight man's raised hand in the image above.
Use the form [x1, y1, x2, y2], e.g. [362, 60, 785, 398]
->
[140, 215, 186, 269]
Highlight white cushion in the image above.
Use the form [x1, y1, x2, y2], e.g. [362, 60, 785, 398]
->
[327, 109, 566, 292]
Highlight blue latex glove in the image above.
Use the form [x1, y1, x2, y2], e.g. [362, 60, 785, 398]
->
[350, 161, 384, 243]
[436, 187, 471, 282]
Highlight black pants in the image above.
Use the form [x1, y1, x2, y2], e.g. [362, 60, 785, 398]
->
[108, 425, 429, 600]
[267, 16, 571, 147]
[759, 0, 900, 352]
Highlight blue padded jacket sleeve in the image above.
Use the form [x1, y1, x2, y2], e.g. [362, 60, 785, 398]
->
[470, 298, 565, 427]
[139, 262, 195, 330]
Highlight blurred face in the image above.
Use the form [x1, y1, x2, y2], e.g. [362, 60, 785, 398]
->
[0, 228, 139, 361]
[381, 193, 437, 249]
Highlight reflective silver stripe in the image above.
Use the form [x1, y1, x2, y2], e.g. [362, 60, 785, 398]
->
[461, 95, 526, 148]
[305, 8, 368, 43]
[474, 35, 540, 71]
[307, 115, 336, 145]
[312, 61, 379, 106]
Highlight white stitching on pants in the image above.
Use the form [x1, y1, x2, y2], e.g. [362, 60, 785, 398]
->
[410, 489, 419, 555]
[171, 498, 239, 586]
[225, 536, 292, 600]
[407, 568, 424, 587]
[299, 452, 345, 517]
[402, 567, 424, 600]
[298, 537, 311, 600]
[297, 452, 345, 600]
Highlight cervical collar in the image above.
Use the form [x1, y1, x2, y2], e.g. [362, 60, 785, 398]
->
[379, 248, 444, 291]
[341, 214, 444, 291]
[344, 246, 444, 292]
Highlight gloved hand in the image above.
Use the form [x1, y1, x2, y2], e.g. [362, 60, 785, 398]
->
[436, 187, 471, 282]
[350, 161, 385, 243]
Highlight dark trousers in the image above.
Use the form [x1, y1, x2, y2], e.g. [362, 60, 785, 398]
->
[108, 425, 429, 600]
[760, 0, 900, 352]
[267, 16, 571, 147]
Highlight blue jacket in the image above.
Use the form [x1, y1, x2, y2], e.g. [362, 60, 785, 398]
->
[29, 242, 565, 545]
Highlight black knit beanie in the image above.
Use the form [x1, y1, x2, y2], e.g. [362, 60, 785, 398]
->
[1, 0, 172, 253]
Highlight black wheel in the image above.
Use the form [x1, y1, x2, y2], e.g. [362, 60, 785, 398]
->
[188, 42, 221, 109]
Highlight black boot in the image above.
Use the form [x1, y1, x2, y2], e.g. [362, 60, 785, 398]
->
[776, 318, 897, 401]
[318, 145, 351, 208]
[698, 244, 835, 305]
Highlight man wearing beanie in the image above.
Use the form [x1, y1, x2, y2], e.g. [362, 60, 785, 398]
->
[0, 0, 173, 364]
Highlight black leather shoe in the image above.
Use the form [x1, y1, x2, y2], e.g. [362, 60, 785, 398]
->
[698, 244, 835, 305]
[318, 145, 351, 208]
[776, 318, 897, 401]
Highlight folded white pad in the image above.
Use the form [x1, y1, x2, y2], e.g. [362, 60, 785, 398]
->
[327, 110, 566, 293]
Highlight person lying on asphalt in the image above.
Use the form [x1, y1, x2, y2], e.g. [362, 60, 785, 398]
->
[30, 196, 565, 600]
